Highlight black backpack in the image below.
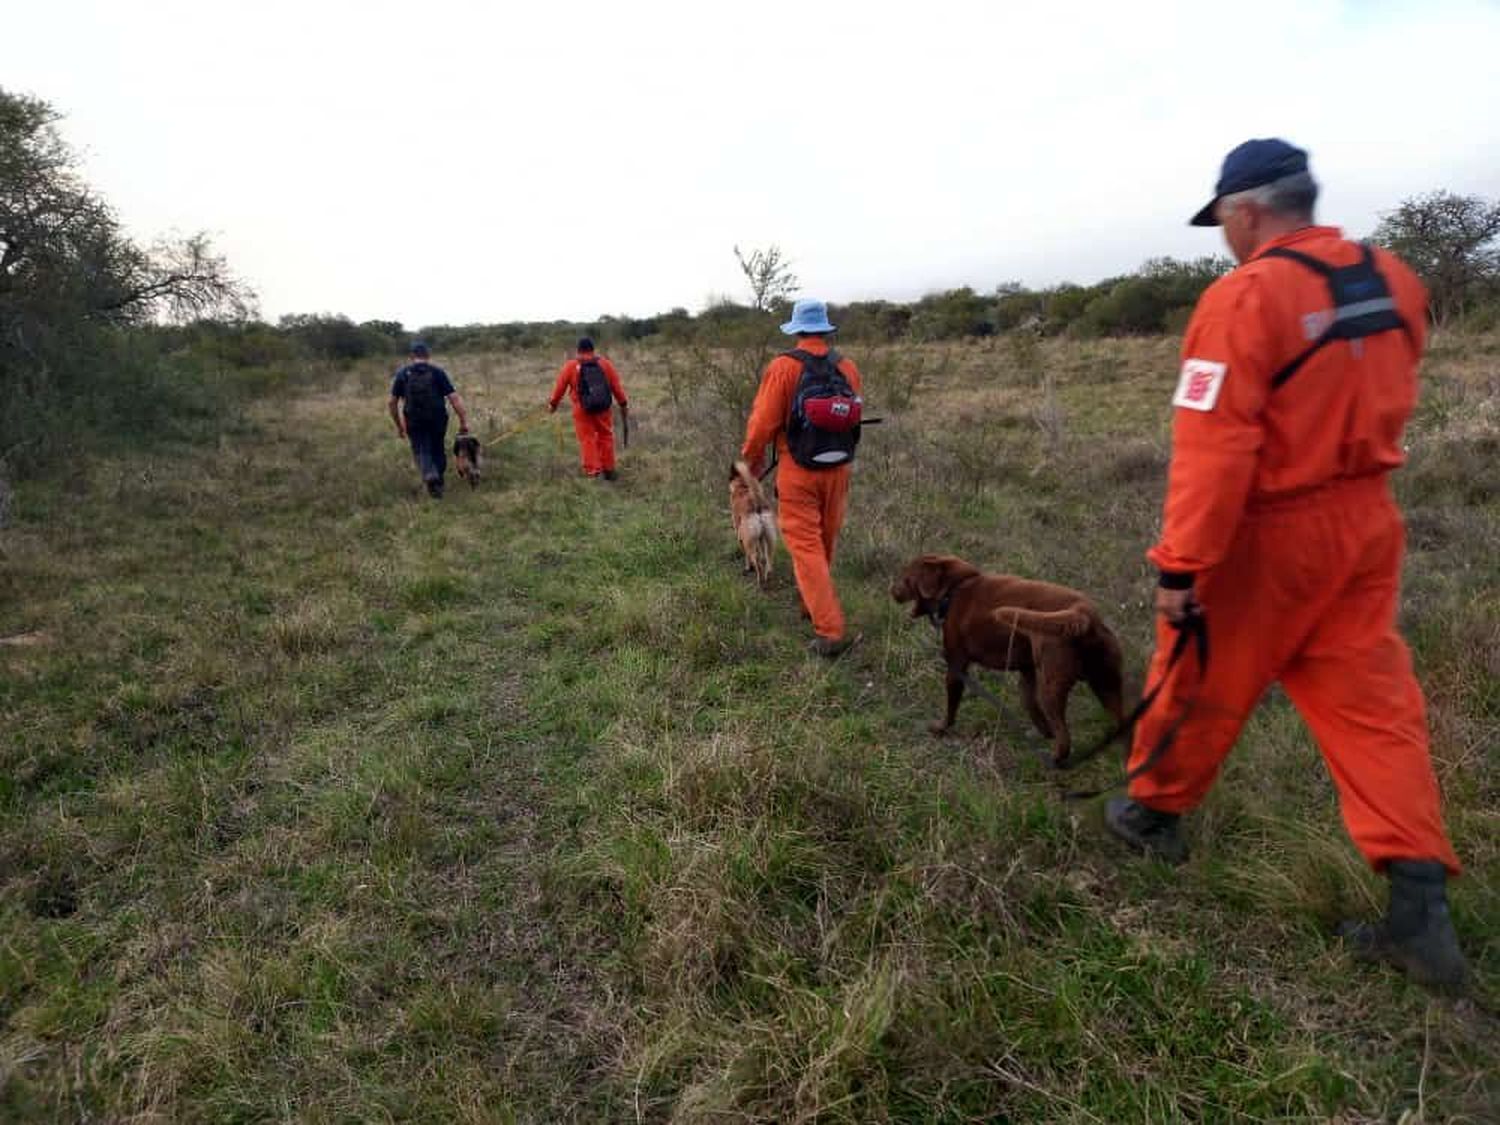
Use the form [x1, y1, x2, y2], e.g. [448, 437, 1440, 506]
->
[1257, 242, 1416, 391]
[577, 357, 613, 413]
[402, 363, 446, 428]
[785, 349, 863, 469]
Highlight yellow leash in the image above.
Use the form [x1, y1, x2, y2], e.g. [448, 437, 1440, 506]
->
[484, 408, 556, 449]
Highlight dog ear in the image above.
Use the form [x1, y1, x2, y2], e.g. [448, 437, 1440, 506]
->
[913, 556, 951, 601]
[914, 555, 978, 600]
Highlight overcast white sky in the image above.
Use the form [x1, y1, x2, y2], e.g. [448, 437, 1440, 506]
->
[5, 1, 1499, 328]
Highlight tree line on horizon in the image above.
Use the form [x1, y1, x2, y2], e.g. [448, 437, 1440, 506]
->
[163, 210, 1500, 368]
[3, 84, 1499, 478]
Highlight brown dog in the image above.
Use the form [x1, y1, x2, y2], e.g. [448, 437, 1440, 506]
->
[453, 432, 482, 488]
[730, 460, 776, 586]
[891, 553, 1125, 764]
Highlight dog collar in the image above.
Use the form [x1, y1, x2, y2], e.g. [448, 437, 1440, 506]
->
[927, 595, 951, 630]
[926, 574, 979, 630]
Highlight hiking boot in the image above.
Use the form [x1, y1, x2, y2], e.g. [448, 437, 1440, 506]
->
[1104, 797, 1188, 865]
[809, 633, 860, 660]
[426, 479, 443, 499]
[1337, 860, 1468, 993]
[602, 469, 618, 481]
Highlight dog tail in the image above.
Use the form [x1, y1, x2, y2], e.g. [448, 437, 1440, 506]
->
[731, 460, 771, 511]
[991, 604, 1093, 638]
[748, 511, 776, 581]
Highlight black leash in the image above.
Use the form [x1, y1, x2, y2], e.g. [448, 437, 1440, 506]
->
[1059, 609, 1208, 801]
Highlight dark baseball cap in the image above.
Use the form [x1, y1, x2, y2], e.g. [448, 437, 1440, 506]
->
[1190, 138, 1309, 226]
[409, 340, 431, 357]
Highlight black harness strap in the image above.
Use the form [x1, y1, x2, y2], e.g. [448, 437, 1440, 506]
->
[1257, 242, 1414, 390]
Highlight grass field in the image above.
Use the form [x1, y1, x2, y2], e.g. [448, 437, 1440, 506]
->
[1, 335, 1496, 1122]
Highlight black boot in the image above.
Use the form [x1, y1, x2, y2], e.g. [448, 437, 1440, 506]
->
[1338, 860, 1468, 993]
[1104, 797, 1188, 865]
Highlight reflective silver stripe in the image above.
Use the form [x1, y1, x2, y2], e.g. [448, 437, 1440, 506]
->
[1334, 297, 1397, 320]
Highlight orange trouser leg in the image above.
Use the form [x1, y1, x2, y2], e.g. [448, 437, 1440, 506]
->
[591, 410, 617, 472]
[777, 466, 850, 639]
[1126, 540, 1278, 813]
[571, 409, 601, 474]
[820, 473, 846, 562]
[1129, 481, 1458, 872]
[1278, 507, 1459, 873]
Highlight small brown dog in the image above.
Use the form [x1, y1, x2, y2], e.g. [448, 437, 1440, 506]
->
[891, 553, 1125, 764]
[730, 460, 776, 586]
[453, 432, 482, 489]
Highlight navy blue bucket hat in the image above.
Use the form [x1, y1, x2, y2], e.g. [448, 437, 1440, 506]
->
[1191, 138, 1309, 226]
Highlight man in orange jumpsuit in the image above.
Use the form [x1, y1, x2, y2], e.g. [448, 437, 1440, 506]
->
[1105, 139, 1467, 990]
[548, 337, 629, 480]
[741, 299, 863, 658]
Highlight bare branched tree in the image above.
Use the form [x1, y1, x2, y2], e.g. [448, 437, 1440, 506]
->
[0, 86, 254, 335]
[733, 244, 799, 313]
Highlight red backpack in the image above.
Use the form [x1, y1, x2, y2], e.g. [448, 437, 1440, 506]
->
[784, 349, 863, 469]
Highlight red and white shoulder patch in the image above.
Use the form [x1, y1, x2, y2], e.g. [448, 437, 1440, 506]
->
[1172, 358, 1228, 412]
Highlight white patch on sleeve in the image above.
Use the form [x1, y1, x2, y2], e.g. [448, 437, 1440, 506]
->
[1172, 358, 1228, 412]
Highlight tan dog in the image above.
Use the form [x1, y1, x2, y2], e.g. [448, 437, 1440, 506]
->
[891, 553, 1126, 764]
[730, 461, 776, 586]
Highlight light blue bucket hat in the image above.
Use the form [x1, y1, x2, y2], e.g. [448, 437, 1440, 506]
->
[780, 299, 836, 335]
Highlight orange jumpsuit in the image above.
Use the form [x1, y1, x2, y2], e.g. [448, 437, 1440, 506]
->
[550, 351, 628, 476]
[1129, 225, 1459, 873]
[741, 339, 863, 641]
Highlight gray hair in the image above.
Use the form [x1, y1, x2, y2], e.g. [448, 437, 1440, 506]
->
[1220, 170, 1319, 221]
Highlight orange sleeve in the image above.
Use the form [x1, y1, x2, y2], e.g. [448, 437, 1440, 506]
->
[1147, 275, 1271, 577]
[549, 361, 575, 408]
[740, 356, 798, 466]
[602, 357, 627, 406]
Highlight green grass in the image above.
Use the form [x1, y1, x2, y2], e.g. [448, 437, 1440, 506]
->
[1, 338, 1495, 1121]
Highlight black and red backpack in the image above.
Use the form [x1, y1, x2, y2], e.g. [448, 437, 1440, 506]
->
[784, 349, 863, 469]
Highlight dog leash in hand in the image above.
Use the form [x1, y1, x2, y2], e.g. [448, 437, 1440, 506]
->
[1059, 608, 1209, 801]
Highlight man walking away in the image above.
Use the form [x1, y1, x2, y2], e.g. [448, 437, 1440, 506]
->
[1104, 138, 1467, 992]
[549, 337, 629, 480]
[389, 341, 471, 499]
[741, 299, 865, 659]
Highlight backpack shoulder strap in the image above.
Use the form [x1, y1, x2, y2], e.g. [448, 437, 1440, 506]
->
[1256, 245, 1335, 277]
[1255, 245, 1351, 389]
